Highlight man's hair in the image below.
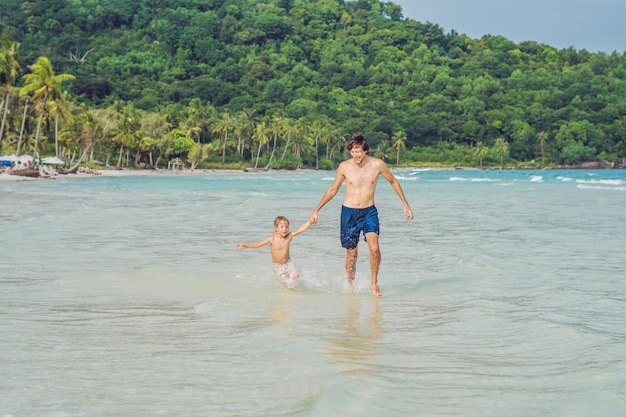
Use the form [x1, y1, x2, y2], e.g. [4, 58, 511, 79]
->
[274, 216, 289, 227]
[346, 132, 370, 152]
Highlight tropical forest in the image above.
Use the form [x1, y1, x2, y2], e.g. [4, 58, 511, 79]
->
[1, 0, 626, 170]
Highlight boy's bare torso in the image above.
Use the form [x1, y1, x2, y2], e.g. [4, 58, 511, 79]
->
[270, 234, 293, 264]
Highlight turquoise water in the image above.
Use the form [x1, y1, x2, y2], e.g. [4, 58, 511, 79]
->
[1, 169, 625, 416]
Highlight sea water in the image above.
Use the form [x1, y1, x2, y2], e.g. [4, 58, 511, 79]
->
[1, 169, 625, 416]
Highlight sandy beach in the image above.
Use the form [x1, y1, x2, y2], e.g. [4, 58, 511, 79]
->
[0, 165, 519, 182]
[0, 167, 244, 182]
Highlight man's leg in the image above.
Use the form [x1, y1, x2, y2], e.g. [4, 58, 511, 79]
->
[345, 247, 358, 289]
[365, 232, 382, 296]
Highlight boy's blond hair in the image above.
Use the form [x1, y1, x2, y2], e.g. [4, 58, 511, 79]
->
[274, 216, 289, 227]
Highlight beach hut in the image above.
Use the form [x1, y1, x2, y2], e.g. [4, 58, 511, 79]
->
[168, 157, 185, 171]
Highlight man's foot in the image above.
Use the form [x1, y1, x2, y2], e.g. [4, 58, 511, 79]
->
[371, 284, 382, 296]
[343, 279, 356, 294]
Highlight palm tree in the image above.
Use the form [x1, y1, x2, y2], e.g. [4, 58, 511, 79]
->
[95, 107, 120, 166]
[392, 131, 406, 166]
[140, 112, 170, 167]
[327, 131, 346, 161]
[56, 106, 97, 172]
[232, 113, 247, 157]
[184, 98, 205, 144]
[19, 56, 75, 165]
[0, 37, 21, 147]
[112, 104, 141, 168]
[57, 107, 81, 158]
[212, 110, 234, 165]
[288, 131, 314, 165]
[280, 117, 301, 159]
[494, 136, 509, 169]
[310, 119, 325, 169]
[252, 121, 270, 169]
[187, 143, 211, 170]
[48, 90, 75, 157]
[234, 109, 257, 157]
[473, 141, 489, 168]
[373, 142, 395, 162]
[320, 128, 334, 160]
[537, 131, 547, 166]
[265, 114, 285, 169]
[15, 98, 29, 156]
[71, 108, 98, 169]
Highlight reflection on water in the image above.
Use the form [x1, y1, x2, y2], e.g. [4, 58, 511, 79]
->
[326, 297, 384, 374]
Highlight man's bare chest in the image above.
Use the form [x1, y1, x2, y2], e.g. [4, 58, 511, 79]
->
[344, 170, 379, 188]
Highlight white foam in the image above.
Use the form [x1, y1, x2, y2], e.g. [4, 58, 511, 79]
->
[576, 179, 623, 186]
[449, 176, 499, 182]
[577, 184, 626, 191]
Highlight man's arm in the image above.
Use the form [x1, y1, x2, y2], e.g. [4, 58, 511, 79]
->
[380, 165, 413, 221]
[309, 166, 345, 224]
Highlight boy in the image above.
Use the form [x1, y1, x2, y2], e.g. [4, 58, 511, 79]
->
[236, 216, 311, 289]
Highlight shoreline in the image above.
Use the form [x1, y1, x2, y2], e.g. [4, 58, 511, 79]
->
[1, 165, 622, 182]
[0, 167, 243, 182]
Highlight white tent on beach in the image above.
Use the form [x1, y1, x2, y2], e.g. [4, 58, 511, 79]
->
[42, 156, 66, 165]
[0, 154, 33, 166]
[0, 154, 18, 162]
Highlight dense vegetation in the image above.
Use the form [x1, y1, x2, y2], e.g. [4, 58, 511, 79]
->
[1, 0, 626, 169]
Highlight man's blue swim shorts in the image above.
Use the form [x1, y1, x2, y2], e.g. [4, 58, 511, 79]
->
[340, 205, 380, 249]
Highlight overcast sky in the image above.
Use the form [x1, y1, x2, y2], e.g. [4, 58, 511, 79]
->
[391, 0, 625, 53]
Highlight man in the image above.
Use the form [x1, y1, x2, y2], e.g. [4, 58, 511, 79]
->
[309, 132, 413, 296]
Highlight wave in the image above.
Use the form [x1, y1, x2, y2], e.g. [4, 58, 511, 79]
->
[449, 176, 500, 182]
[576, 179, 624, 186]
[577, 184, 626, 191]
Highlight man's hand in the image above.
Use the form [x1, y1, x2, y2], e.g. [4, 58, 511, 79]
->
[309, 212, 319, 224]
[404, 207, 413, 221]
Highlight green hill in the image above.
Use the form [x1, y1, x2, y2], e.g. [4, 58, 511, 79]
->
[1, 0, 626, 169]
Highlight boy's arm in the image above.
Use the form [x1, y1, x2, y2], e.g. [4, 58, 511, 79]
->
[289, 220, 312, 239]
[236, 235, 272, 250]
